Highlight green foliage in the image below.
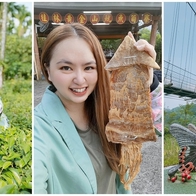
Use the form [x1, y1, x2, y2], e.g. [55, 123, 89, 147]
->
[37, 37, 46, 49]
[1, 80, 31, 129]
[0, 127, 32, 193]
[139, 28, 151, 41]
[0, 80, 32, 194]
[155, 33, 162, 66]
[164, 134, 180, 167]
[178, 103, 196, 125]
[1, 2, 31, 36]
[11, 5, 32, 37]
[139, 28, 162, 66]
[164, 103, 196, 128]
[3, 35, 32, 80]
[164, 103, 196, 167]
[100, 39, 121, 52]
[0, 4, 32, 192]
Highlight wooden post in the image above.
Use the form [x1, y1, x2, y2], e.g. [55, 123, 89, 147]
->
[34, 25, 42, 80]
[149, 18, 159, 47]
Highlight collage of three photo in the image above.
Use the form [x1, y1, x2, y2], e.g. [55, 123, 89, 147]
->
[0, 1, 195, 194]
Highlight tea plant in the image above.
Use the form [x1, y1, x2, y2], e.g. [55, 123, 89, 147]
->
[0, 79, 32, 194]
[0, 127, 32, 193]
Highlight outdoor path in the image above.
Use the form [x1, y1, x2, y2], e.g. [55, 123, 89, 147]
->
[164, 166, 196, 194]
[34, 79, 162, 194]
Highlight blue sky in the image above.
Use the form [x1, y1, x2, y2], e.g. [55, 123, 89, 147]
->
[164, 2, 196, 109]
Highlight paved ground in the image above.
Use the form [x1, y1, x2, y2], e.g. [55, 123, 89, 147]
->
[164, 167, 196, 194]
[34, 79, 162, 194]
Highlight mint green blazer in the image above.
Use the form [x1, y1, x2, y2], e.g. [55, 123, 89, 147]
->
[34, 87, 132, 194]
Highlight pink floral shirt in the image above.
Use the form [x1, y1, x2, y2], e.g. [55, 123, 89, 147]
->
[151, 83, 162, 134]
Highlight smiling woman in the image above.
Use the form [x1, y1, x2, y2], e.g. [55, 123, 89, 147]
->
[45, 37, 98, 107]
[34, 23, 161, 194]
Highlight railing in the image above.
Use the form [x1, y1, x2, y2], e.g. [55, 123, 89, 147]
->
[164, 60, 196, 94]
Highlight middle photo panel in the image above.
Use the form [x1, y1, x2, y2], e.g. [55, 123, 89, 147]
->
[33, 1, 162, 194]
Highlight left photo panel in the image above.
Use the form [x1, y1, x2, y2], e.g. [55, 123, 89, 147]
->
[0, 2, 32, 194]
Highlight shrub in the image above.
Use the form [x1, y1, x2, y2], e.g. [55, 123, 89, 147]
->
[1, 79, 31, 130]
[0, 79, 32, 193]
[164, 134, 180, 167]
[3, 35, 32, 80]
[0, 127, 32, 194]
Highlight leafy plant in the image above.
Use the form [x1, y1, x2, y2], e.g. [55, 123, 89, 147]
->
[0, 127, 32, 194]
[139, 28, 162, 66]
[100, 39, 121, 52]
[0, 80, 32, 194]
[164, 103, 196, 167]
[1, 80, 31, 130]
[164, 134, 180, 167]
[0, 3, 32, 193]
[3, 35, 32, 80]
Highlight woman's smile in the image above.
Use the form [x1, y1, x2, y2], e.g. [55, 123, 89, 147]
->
[70, 87, 88, 96]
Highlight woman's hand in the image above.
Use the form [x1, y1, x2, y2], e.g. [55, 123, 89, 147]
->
[128, 32, 156, 60]
[128, 32, 156, 86]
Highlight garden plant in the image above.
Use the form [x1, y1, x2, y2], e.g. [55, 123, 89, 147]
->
[0, 2, 32, 194]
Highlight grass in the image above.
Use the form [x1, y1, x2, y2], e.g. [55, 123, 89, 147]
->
[164, 134, 180, 167]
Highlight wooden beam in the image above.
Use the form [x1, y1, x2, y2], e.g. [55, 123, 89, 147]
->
[34, 26, 42, 80]
[150, 15, 161, 46]
[98, 34, 125, 40]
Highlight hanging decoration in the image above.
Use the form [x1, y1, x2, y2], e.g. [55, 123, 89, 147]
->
[38, 12, 156, 26]
[116, 13, 126, 24]
[129, 13, 139, 24]
[102, 13, 113, 24]
[142, 13, 152, 24]
[77, 13, 87, 25]
[65, 13, 74, 24]
[52, 12, 62, 23]
[39, 12, 49, 24]
[90, 14, 100, 24]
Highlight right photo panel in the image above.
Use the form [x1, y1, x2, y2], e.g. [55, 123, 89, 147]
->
[164, 2, 196, 194]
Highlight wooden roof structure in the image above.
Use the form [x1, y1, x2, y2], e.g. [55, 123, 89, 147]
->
[34, 2, 162, 80]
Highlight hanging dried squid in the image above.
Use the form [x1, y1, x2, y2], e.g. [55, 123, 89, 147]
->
[105, 35, 160, 190]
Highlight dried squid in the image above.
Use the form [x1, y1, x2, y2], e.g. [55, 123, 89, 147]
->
[105, 35, 160, 190]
